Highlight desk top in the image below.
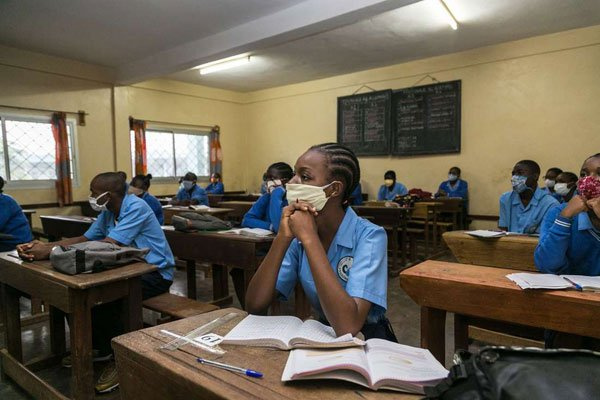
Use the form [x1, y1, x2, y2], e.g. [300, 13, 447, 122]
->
[217, 201, 255, 206]
[112, 308, 419, 400]
[163, 227, 274, 244]
[22, 209, 36, 214]
[40, 215, 96, 223]
[163, 206, 234, 215]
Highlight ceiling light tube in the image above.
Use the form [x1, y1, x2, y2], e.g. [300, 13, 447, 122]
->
[199, 56, 251, 75]
[438, 0, 458, 30]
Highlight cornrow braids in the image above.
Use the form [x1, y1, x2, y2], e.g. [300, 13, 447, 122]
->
[309, 143, 360, 206]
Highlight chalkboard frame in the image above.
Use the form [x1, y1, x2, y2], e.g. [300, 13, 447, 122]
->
[336, 89, 392, 156]
[391, 80, 461, 157]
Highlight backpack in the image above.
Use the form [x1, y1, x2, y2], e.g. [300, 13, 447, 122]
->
[50, 241, 149, 275]
[172, 212, 232, 232]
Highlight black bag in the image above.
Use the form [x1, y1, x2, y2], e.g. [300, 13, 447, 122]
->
[172, 212, 232, 232]
[425, 346, 600, 400]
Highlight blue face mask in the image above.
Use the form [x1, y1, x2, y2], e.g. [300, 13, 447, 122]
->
[511, 175, 530, 194]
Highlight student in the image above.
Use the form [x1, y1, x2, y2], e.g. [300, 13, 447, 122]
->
[129, 174, 164, 225]
[245, 143, 396, 341]
[171, 172, 208, 206]
[0, 176, 33, 251]
[205, 173, 225, 194]
[541, 167, 563, 201]
[242, 162, 293, 233]
[349, 182, 363, 205]
[498, 160, 559, 234]
[377, 170, 407, 201]
[436, 166, 468, 200]
[17, 172, 175, 393]
[535, 154, 600, 276]
[554, 172, 579, 203]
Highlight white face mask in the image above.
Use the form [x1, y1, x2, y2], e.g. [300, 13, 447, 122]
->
[182, 180, 194, 190]
[266, 179, 282, 193]
[544, 179, 556, 188]
[554, 183, 571, 196]
[448, 174, 458, 182]
[286, 182, 339, 211]
[89, 191, 109, 212]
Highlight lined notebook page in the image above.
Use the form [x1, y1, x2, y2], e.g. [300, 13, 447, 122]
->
[293, 319, 354, 344]
[224, 315, 301, 343]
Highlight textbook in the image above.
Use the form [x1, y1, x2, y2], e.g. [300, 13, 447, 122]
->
[218, 228, 273, 237]
[466, 230, 539, 238]
[223, 315, 365, 350]
[281, 339, 448, 393]
[507, 273, 600, 291]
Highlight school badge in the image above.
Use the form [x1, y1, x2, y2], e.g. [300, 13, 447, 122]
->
[336, 256, 353, 282]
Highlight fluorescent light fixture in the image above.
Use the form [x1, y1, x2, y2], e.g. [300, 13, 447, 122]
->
[199, 56, 251, 75]
[438, 0, 458, 30]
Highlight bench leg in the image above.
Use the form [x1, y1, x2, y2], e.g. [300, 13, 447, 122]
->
[1, 284, 22, 363]
[421, 306, 446, 364]
[186, 259, 197, 300]
[454, 314, 469, 351]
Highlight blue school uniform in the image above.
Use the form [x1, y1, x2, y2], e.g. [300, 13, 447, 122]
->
[377, 182, 408, 201]
[141, 192, 164, 225]
[276, 207, 387, 324]
[84, 194, 175, 281]
[205, 181, 224, 194]
[0, 193, 33, 251]
[535, 204, 600, 275]
[438, 179, 468, 200]
[541, 187, 563, 202]
[498, 188, 559, 234]
[241, 187, 287, 232]
[175, 185, 209, 206]
[350, 183, 363, 205]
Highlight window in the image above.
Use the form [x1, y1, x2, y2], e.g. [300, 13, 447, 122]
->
[130, 126, 210, 180]
[0, 114, 78, 188]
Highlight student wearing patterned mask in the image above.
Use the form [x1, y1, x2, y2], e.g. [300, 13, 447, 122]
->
[436, 166, 468, 200]
[553, 172, 579, 203]
[171, 171, 208, 206]
[246, 143, 396, 342]
[541, 167, 563, 201]
[498, 160, 559, 234]
[377, 170, 407, 201]
[129, 174, 163, 224]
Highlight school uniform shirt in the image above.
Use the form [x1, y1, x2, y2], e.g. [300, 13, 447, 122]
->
[141, 192, 164, 225]
[84, 194, 175, 281]
[377, 182, 408, 201]
[175, 185, 209, 206]
[260, 182, 267, 195]
[241, 187, 287, 232]
[541, 187, 563, 202]
[498, 188, 559, 234]
[350, 183, 363, 206]
[276, 207, 387, 324]
[438, 179, 468, 200]
[0, 193, 33, 251]
[535, 204, 600, 275]
[205, 181, 224, 194]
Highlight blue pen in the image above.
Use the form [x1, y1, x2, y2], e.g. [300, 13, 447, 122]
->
[564, 277, 583, 291]
[197, 358, 263, 378]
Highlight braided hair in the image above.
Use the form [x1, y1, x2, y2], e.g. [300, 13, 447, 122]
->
[309, 143, 360, 206]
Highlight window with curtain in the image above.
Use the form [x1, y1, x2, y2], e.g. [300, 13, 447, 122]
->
[129, 126, 210, 179]
[0, 114, 78, 188]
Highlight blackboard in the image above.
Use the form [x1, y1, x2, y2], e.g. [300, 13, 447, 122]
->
[337, 90, 391, 156]
[392, 80, 461, 156]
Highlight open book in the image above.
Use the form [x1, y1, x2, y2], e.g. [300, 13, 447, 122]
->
[282, 339, 448, 393]
[223, 315, 365, 350]
[507, 273, 600, 291]
[218, 228, 273, 237]
[189, 205, 210, 210]
[466, 230, 539, 238]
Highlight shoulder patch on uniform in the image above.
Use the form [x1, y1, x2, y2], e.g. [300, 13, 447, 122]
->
[337, 256, 353, 282]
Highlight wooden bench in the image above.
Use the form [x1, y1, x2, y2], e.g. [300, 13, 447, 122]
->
[142, 293, 219, 323]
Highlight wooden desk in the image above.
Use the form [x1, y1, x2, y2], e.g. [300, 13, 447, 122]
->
[400, 261, 600, 363]
[0, 254, 155, 400]
[443, 231, 538, 271]
[112, 308, 418, 400]
[217, 201, 254, 223]
[40, 215, 95, 241]
[162, 206, 233, 225]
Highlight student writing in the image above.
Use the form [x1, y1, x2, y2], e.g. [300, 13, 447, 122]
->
[129, 174, 164, 225]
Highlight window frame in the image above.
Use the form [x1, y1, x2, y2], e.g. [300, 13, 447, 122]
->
[0, 113, 80, 190]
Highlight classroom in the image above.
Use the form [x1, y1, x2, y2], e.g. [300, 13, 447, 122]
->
[1, 0, 600, 399]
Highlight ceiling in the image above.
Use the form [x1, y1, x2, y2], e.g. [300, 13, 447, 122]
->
[1, 0, 599, 92]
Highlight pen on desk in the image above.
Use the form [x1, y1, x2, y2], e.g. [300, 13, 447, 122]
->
[563, 277, 583, 291]
[197, 357, 263, 378]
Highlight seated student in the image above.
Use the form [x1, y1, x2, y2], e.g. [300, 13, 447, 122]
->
[205, 173, 225, 194]
[535, 153, 600, 275]
[129, 174, 164, 225]
[0, 176, 33, 251]
[171, 172, 208, 206]
[242, 162, 293, 233]
[17, 172, 175, 393]
[245, 143, 396, 341]
[541, 167, 563, 201]
[554, 172, 579, 203]
[377, 170, 407, 201]
[436, 166, 468, 200]
[498, 160, 559, 234]
[349, 182, 363, 205]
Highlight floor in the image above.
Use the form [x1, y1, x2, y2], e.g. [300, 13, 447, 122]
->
[0, 252, 460, 399]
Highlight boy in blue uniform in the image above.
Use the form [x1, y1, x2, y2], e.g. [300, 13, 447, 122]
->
[436, 166, 468, 200]
[246, 143, 396, 341]
[129, 174, 164, 224]
[205, 173, 225, 194]
[541, 167, 563, 202]
[377, 170, 407, 201]
[498, 160, 559, 234]
[18, 172, 174, 393]
[0, 176, 33, 251]
[171, 172, 208, 206]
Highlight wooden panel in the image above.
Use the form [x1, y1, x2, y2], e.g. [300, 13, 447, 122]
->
[142, 293, 219, 319]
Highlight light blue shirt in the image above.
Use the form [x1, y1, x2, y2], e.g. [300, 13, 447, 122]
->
[175, 185, 209, 206]
[377, 182, 408, 201]
[205, 181, 224, 194]
[276, 207, 388, 324]
[242, 187, 287, 232]
[540, 187, 563, 202]
[84, 194, 175, 281]
[438, 179, 468, 200]
[141, 192, 164, 225]
[498, 187, 559, 234]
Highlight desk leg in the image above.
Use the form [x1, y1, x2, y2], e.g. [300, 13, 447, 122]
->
[123, 277, 143, 332]
[391, 227, 398, 273]
[1, 284, 23, 362]
[421, 306, 446, 364]
[212, 265, 231, 306]
[70, 292, 94, 400]
[49, 306, 66, 357]
[401, 224, 407, 267]
[454, 314, 469, 351]
[186, 260, 197, 300]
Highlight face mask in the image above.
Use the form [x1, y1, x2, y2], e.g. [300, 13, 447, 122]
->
[286, 182, 339, 211]
[266, 179, 282, 193]
[553, 183, 571, 196]
[89, 191, 109, 212]
[511, 175, 530, 194]
[182, 180, 194, 190]
[578, 175, 600, 199]
[448, 174, 458, 182]
[544, 179, 556, 188]
[128, 187, 144, 197]
[384, 179, 394, 187]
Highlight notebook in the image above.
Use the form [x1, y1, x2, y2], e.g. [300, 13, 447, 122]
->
[466, 230, 539, 238]
[507, 273, 600, 291]
[223, 315, 365, 350]
[282, 339, 448, 393]
[218, 228, 273, 237]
